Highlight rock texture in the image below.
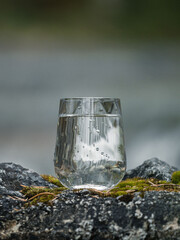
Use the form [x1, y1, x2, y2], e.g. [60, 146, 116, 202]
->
[0, 190, 180, 240]
[0, 162, 56, 197]
[0, 159, 180, 240]
[123, 158, 178, 181]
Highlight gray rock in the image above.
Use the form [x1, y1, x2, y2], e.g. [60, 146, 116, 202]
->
[0, 162, 56, 197]
[123, 157, 178, 181]
[0, 160, 180, 240]
[0, 190, 180, 240]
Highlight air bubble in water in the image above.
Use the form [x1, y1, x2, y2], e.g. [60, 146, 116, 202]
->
[101, 152, 104, 155]
[96, 147, 99, 151]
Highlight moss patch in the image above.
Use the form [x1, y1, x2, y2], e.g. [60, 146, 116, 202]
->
[21, 185, 66, 207]
[41, 174, 64, 187]
[20, 175, 180, 207]
[106, 178, 179, 198]
[172, 171, 180, 184]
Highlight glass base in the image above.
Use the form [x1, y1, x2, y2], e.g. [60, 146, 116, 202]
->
[72, 184, 108, 190]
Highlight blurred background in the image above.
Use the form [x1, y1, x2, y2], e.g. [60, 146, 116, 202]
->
[0, 0, 180, 175]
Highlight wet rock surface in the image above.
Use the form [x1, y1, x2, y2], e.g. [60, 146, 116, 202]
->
[0, 160, 180, 240]
[123, 158, 178, 181]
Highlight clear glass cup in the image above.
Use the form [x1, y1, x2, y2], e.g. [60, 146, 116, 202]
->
[54, 97, 126, 190]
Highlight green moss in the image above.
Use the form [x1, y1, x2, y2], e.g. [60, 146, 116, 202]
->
[21, 174, 180, 207]
[22, 185, 66, 207]
[21, 186, 66, 198]
[106, 178, 177, 198]
[41, 174, 64, 187]
[172, 171, 180, 184]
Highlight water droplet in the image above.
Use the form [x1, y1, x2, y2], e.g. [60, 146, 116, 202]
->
[77, 150, 79, 153]
[78, 106, 81, 109]
[101, 152, 104, 155]
[96, 129, 100, 133]
[100, 108, 103, 111]
[96, 148, 99, 151]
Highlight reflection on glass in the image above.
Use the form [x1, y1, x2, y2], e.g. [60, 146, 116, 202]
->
[54, 97, 126, 190]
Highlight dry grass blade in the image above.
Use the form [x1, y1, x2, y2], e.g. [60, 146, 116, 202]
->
[88, 189, 107, 197]
[155, 183, 180, 188]
[148, 180, 158, 186]
[92, 195, 100, 199]
[13, 208, 20, 211]
[31, 186, 47, 189]
[28, 192, 56, 201]
[126, 189, 136, 193]
[51, 196, 58, 202]
[8, 195, 19, 201]
[8, 195, 27, 202]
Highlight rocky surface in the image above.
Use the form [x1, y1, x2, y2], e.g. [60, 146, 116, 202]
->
[0, 162, 56, 197]
[123, 158, 178, 181]
[0, 190, 180, 240]
[0, 159, 180, 240]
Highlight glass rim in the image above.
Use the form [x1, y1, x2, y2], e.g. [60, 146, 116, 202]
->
[60, 97, 120, 101]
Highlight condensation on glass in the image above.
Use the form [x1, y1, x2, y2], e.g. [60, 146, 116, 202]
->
[54, 97, 126, 190]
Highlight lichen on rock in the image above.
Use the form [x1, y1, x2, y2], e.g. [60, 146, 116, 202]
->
[0, 158, 180, 240]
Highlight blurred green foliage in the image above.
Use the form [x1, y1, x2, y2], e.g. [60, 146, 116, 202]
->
[172, 171, 180, 184]
[0, 0, 180, 41]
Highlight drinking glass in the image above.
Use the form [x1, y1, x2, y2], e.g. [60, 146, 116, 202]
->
[54, 97, 126, 190]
